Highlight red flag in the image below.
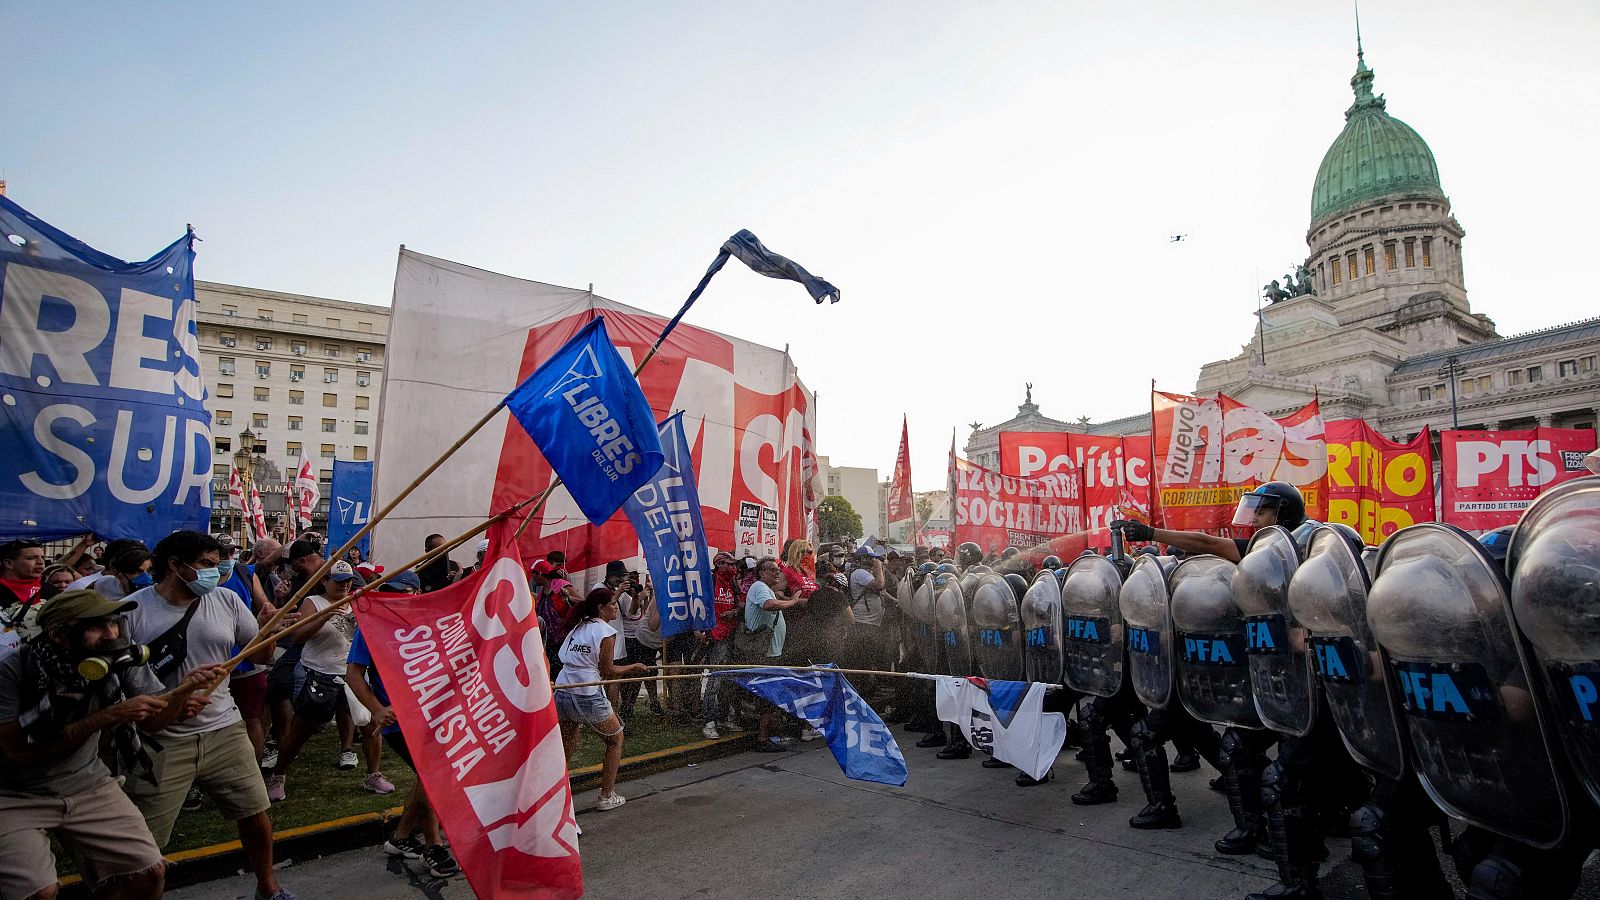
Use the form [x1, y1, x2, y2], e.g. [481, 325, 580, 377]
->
[294, 457, 319, 531]
[888, 416, 913, 522]
[356, 521, 582, 898]
[228, 466, 252, 543]
[248, 484, 268, 543]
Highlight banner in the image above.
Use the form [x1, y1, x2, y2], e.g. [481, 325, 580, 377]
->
[328, 459, 375, 558]
[356, 522, 581, 899]
[997, 432, 1152, 538]
[888, 416, 912, 522]
[1150, 391, 1327, 531]
[728, 667, 906, 785]
[0, 196, 211, 541]
[933, 676, 1065, 781]
[1441, 428, 1598, 529]
[293, 457, 318, 531]
[228, 466, 252, 544]
[248, 484, 267, 545]
[919, 528, 951, 550]
[1325, 421, 1434, 543]
[376, 249, 816, 588]
[622, 413, 715, 638]
[951, 454, 1082, 554]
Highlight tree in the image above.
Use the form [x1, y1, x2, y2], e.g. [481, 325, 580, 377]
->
[817, 496, 864, 544]
[915, 494, 935, 523]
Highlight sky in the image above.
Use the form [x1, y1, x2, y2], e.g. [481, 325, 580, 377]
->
[6, 1, 1598, 492]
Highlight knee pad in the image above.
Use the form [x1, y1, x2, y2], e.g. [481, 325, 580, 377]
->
[1348, 803, 1384, 865]
[1130, 718, 1156, 753]
[1260, 760, 1286, 808]
[1218, 728, 1246, 769]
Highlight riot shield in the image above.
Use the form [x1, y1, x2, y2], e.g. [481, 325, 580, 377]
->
[908, 579, 943, 675]
[972, 574, 1024, 680]
[1235, 526, 1316, 737]
[1021, 571, 1065, 685]
[1121, 554, 1178, 710]
[935, 578, 974, 676]
[895, 572, 917, 668]
[1508, 475, 1600, 813]
[1060, 555, 1125, 698]
[1369, 523, 1568, 849]
[1171, 555, 1260, 729]
[1287, 525, 1406, 780]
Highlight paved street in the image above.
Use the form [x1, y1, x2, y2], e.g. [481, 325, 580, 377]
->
[169, 735, 1388, 900]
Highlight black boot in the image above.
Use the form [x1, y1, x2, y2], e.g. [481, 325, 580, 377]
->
[1071, 735, 1118, 805]
[1015, 770, 1052, 787]
[916, 730, 947, 748]
[1245, 808, 1321, 900]
[1215, 760, 1265, 855]
[936, 726, 970, 759]
[981, 756, 1011, 769]
[1115, 747, 1137, 772]
[1171, 749, 1200, 772]
[1128, 739, 1182, 829]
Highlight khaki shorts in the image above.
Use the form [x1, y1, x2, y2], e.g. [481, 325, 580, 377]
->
[123, 719, 270, 846]
[0, 777, 165, 897]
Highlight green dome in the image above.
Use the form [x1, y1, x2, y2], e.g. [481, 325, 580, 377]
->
[1310, 56, 1444, 227]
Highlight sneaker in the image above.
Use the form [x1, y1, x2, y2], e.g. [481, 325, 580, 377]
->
[596, 793, 626, 811]
[363, 772, 396, 794]
[702, 722, 721, 740]
[266, 774, 286, 802]
[800, 727, 822, 742]
[253, 889, 299, 900]
[182, 786, 204, 812]
[718, 719, 745, 733]
[421, 845, 460, 878]
[260, 742, 279, 770]
[384, 833, 424, 859]
[337, 749, 359, 770]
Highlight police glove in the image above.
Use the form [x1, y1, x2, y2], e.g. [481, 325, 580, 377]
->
[1113, 519, 1156, 542]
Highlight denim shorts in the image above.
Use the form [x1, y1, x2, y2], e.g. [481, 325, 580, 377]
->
[556, 689, 615, 726]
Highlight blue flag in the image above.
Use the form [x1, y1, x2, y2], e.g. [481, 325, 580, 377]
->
[722, 230, 840, 305]
[503, 317, 664, 525]
[622, 412, 716, 638]
[729, 667, 908, 786]
[327, 459, 374, 559]
[0, 196, 211, 541]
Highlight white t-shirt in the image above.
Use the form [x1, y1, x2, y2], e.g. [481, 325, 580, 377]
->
[554, 619, 618, 697]
[124, 585, 258, 737]
[299, 595, 355, 676]
[616, 591, 644, 640]
[66, 572, 101, 592]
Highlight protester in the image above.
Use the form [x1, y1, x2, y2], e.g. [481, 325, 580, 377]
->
[611, 562, 661, 717]
[418, 533, 452, 592]
[553, 587, 652, 811]
[779, 539, 818, 598]
[742, 557, 807, 750]
[345, 570, 461, 879]
[701, 551, 748, 739]
[0, 539, 46, 609]
[121, 530, 296, 900]
[266, 560, 385, 800]
[0, 590, 223, 900]
[219, 535, 277, 767]
[88, 545, 154, 602]
[38, 564, 76, 601]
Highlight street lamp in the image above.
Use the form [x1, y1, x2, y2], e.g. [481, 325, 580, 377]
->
[1438, 355, 1466, 430]
[233, 428, 261, 542]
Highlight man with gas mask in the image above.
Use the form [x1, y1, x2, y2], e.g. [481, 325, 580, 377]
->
[121, 530, 298, 900]
[0, 590, 222, 900]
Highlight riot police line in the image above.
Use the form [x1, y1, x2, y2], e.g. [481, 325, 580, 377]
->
[890, 475, 1600, 900]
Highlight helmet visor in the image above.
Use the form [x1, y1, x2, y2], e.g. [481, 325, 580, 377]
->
[1232, 491, 1279, 526]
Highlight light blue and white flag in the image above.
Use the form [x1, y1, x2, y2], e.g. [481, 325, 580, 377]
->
[730, 666, 907, 786]
[934, 676, 1066, 781]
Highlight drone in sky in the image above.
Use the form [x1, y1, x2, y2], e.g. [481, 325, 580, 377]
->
[1169, 234, 1188, 243]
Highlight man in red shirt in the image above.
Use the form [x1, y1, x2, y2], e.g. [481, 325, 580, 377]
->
[0, 540, 46, 610]
[701, 552, 746, 739]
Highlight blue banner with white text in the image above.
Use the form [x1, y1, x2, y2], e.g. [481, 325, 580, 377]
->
[327, 459, 374, 560]
[730, 667, 908, 786]
[0, 196, 211, 541]
[623, 412, 716, 638]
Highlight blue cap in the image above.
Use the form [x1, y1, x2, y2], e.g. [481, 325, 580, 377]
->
[377, 569, 423, 592]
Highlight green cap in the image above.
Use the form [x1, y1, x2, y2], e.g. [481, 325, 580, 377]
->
[35, 589, 137, 633]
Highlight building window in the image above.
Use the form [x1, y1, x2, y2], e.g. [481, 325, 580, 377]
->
[1422, 238, 1433, 267]
[214, 463, 231, 478]
[292, 313, 308, 325]
[354, 420, 369, 435]
[321, 418, 337, 433]
[1384, 242, 1397, 272]
[322, 393, 337, 407]
[1329, 257, 1341, 286]
[252, 414, 268, 430]
[354, 446, 368, 461]
[1404, 239, 1416, 268]
[324, 344, 340, 357]
[256, 361, 271, 377]
[1347, 252, 1358, 281]
[289, 365, 304, 382]
[219, 332, 237, 347]
[1317, 262, 1326, 288]
[219, 357, 236, 376]
[1582, 356, 1597, 374]
[1559, 359, 1579, 377]
[222, 304, 238, 317]
[292, 341, 307, 356]
[358, 321, 373, 333]
[1417, 386, 1433, 402]
[1528, 365, 1544, 382]
[356, 371, 370, 387]
[217, 383, 233, 398]
[288, 416, 303, 431]
[320, 444, 335, 460]
[356, 348, 371, 362]
[1507, 368, 1526, 386]
[355, 395, 370, 410]
[1363, 246, 1376, 276]
[287, 442, 302, 458]
[1460, 378, 1476, 397]
[215, 437, 231, 453]
[324, 368, 339, 383]
[289, 390, 304, 406]
[257, 309, 273, 321]
[327, 318, 341, 329]
[253, 386, 269, 402]
[256, 337, 272, 351]
[215, 410, 233, 426]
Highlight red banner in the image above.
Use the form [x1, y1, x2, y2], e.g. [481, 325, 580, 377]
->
[1324, 420, 1434, 543]
[357, 524, 582, 899]
[1440, 428, 1598, 529]
[1151, 391, 1327, 531]
[995, 432, 1152, 543]
[952, 454, 1083, 554]
[888, 416, 912, 522]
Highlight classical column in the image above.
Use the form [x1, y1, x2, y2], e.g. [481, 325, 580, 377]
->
[1537, 414, 1555, 428]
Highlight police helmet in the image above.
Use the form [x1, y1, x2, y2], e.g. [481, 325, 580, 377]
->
[1323, 522, 1366, 563]
[1231, 481, 1307, 530]
[1001, 546, 1020, 560]
[932, 573, 956, 590]
[935, 562, 958, 576]
[916, 561, 937, 577]
[1478, 525, 1515, 565]
[1134, 545, 1160, 557]
[1040, 555, 1063, 570]
[965, 564, 993, 577]
[1003, 572, 1029, 599]
[956, 542, 984, 568]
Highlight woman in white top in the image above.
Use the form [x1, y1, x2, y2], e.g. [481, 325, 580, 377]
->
[553, 587, 651, 810]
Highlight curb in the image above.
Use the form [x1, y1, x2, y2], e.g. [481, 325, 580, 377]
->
[58, 733, 755, 897]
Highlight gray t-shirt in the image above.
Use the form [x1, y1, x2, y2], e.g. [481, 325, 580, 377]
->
[123, 585, 257, 737]
[0, 649, 161, 797]
[849, 569, 885, 626]
[89, 574, 129, 600]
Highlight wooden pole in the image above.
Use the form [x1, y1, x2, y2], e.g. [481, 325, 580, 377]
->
[553, 664, 936, 692]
